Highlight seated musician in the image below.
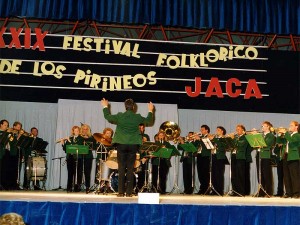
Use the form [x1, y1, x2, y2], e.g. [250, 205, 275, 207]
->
[23, 127, 44, 190]
[94, 127, 113, 191]
[152, 131, 172, 194]
[60, 126, 84, 192]
[79, 124, 95, 194]
[137, 123, 150, 191]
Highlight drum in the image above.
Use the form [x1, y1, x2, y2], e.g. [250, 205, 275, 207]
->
[26, 157, 47, 181]
[105, 150, 141, 169]
[106, 150, 118, 169]
[109, 171, 137, 193]
[96, 160, 111, 181]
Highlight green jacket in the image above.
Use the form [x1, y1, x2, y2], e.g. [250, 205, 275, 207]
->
[233, 134, 251, 160]
[0, 130, 8, 159]
[9, 133, 19, 156]
[103, 107, 153, 145]
[198, 135, 211, 157]
[212, 137, 227, 160]
[259, 132, 276, 159]
[284, 132, 300, 161]
[274, 135, 287, 161]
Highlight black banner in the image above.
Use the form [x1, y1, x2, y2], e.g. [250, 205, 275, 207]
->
[0, 28, 299, 113]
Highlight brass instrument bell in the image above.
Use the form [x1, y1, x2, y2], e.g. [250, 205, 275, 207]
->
[159, 121, 181, 143]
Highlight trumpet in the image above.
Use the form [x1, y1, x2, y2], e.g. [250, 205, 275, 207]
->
[271, 127, 289, 134]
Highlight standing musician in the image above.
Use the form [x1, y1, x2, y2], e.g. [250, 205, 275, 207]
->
[152, 131, 172, 194]
[79, 124, 94, 194]
[230, 124, 251, 196]
[101, 98, 154, 197]
[0, 119, 9, 190]
[60, 126, 84, 192]
[194, 125, 211, 195]
[281, 121, 300, 198]
[210, 126, 229, 196]
[274, 131, 286, 197]
[256, 121, 276, 197]
[5, 121, 23, 190]
[178, 132, 197, 194]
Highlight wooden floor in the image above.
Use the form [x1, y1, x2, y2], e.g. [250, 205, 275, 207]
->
[0, 191, 299, 206]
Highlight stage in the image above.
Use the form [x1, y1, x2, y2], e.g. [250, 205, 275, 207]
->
[0, 191, 300, 225]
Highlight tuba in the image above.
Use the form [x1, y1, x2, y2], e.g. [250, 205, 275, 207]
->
[159, 121, 181, 143]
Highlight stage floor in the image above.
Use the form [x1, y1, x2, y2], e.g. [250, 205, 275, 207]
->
[0, 191, 299, 207]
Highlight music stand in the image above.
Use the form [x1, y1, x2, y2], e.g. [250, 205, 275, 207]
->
[245, 134, 269, 198]
[66, 145, 89, 190]
[201, 138, 221, 196]
[139, 142, 159, 193]
[168, 145, 182, 194]
[52, 156, 65, 190]
[152, 147, 173, 192]
[178, 142, 198, 194]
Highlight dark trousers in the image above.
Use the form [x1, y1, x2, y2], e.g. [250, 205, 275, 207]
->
[212, 156, 225, 195]
[256, 156, 273, 196]
[117, 144, 139, 195]
[196, 155, 210, 193]
[152, 158, 169, 193]
[2, 150, 20, 190]
[283, 158, 300, 197]
[231, 155, 246, 195]
[137, 162, 147, 190]
[182, 157, 194, 194]
[77, 157, 93, 189]
[245, 162, 251, 195]
[276, 160, 284, 195]
[0, 158, 3, 189]
[66, 155, 77, 191]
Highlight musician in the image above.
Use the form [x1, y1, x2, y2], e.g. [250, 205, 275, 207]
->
[210, 126, 229, 196]
[282, 121, 300, 198]
[178, 132, 197, 194]
[152, 130, 172, 194]
[4, 121, 23, 190]
[60, 126, 84, 192]
[256, 121, 276, 197]
[0, 119, 9, 190]
[94, 127, 113, 190]
[79, 124, 94, 194]
[194, 125, 210, 195]
[230, 124, 251, 196]
[274, 132, 286, 197]
[101, 98, 154, 197]
[137, 123, 150, 191]
[23, 127, 43, 190]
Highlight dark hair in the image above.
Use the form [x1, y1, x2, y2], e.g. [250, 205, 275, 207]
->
[13, 121, 22, 128]
[262, 121, 273, 128]
[217, 126, 226, 135]
[236, 124, 246, 131]
[31, 127, 38, 132]
[139, 123, 145, 127]
[0, 119, 9, 127]
[201, 125, 210, 133]
[125, 99, 134, 111]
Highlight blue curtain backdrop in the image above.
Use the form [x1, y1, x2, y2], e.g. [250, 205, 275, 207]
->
[0, 0, 299, 35]
[1, 201, 300, 225]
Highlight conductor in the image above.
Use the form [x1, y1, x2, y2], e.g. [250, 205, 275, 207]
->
[101, 98, 154, 197]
